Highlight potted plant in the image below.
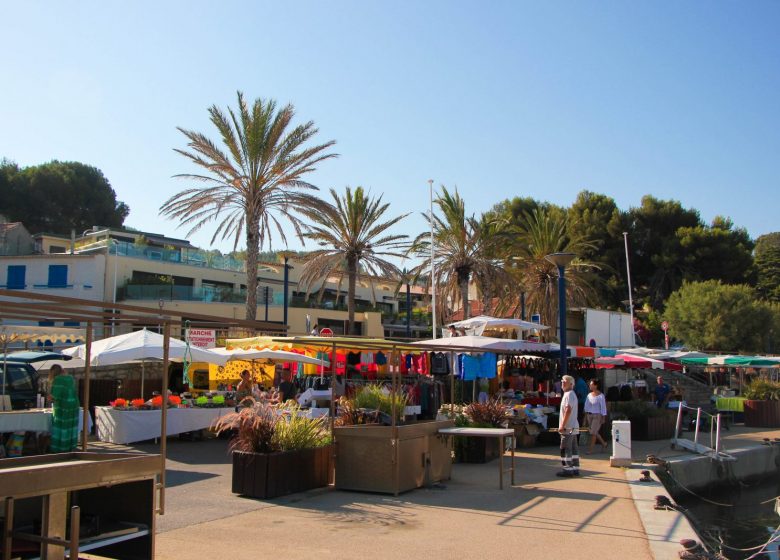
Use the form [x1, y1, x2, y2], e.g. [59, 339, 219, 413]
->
[213, 399, 333, 499]
[742, 378, 780, 428]
[333, 385, 454, 494]
[613, 400, 675, 441]
[453, 399, 509, 463]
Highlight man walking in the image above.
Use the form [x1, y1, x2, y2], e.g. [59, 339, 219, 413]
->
[557, 375, 580, 477]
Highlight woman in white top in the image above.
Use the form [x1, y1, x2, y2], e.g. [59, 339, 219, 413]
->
[584, 378, 609, 454]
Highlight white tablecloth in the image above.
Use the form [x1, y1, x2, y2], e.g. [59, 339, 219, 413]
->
[95, 406, 235, 444]
[0, 408, 93, 433]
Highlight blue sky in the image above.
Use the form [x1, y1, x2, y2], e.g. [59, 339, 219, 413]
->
[2, 1, 778, 259]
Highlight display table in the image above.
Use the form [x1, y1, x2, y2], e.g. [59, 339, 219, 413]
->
[0, 407, 93, 433]
[437, 427, 516, 489]
[716, 397, 747, 412]
[95, 406, 234, 444]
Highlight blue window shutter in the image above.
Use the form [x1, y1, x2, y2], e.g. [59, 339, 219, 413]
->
[7, 265, 26, 289]
[48, 264, 68, 287]
[38, 320, 55, 326]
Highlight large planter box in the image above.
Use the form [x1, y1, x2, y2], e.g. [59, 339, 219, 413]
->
[744, 400, 780, 428]
[455, 434, 500, 462]
[333, 420, 454, 494]
[630, 414, 676, 441]
[232, 445, 333, 499]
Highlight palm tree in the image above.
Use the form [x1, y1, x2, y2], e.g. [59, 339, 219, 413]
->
[160, 92, 337, 320]
[297, 186, 409, 335]
[499, 208, 599, 335]
[409, 186, 511, 324]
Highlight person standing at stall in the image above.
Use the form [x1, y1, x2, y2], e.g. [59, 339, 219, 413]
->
[556, 375, 580, 477]
[653, 375, 671, 409]
[235, 369, 256, 405]
[50, 371, 80, 452]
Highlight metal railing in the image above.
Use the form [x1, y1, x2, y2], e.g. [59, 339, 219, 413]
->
[671, 403, 734, 461]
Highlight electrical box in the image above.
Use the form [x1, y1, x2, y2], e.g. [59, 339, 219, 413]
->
[610, 420, 632, 467]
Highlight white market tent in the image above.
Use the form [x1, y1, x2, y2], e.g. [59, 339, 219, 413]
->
[446, 315, 550, 337]
[62, 328, 228, 367]
[413, 334, 551, 353]
[63, 328, 230, 400]
[210, 346, 327, 366]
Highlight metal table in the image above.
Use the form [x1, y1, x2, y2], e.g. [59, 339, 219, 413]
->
[438, 427, 516, 489]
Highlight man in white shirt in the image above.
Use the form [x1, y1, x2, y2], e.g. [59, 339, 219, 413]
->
[557, 375, 580, 477]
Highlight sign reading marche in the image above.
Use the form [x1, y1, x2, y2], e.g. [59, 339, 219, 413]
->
[186, 328, 216, 349]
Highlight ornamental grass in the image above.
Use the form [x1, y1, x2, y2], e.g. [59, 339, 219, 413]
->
[212, 399, 330, 454]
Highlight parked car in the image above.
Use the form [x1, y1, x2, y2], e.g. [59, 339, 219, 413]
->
[0, 361, 39, 409]
[0, 351, 71, 410]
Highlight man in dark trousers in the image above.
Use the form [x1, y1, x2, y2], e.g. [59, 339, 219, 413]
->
[556, 375, 580, 477]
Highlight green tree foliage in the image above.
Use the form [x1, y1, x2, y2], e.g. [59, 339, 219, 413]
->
[627, 196, 701, 310]
[409, 186, 512, 323]
[501, 208, 598, 333]
[0, 160, 129, 234]
[160, 91, 337, 321]
[297, 186, 409, 334]
[676, 217, 754, 285]
[664, 280, 770, 352]
[566, 190, 625, 308]
[754, 232, 780, 303]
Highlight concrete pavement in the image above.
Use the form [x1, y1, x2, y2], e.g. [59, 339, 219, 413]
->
[95, 425, 779, 559]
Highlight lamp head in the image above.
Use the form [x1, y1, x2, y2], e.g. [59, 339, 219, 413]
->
[544, 252, 576, 269]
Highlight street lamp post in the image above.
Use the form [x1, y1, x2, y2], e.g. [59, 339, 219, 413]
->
[428, 179, 437, 339]
[108, 239, 119, 335]
[623, 232, 635, 346]
[545, 253, 576, 377]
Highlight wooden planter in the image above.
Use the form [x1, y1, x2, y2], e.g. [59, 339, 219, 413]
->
[630, 414, 676, 441]
[232, 445, 333, 499]
[455, 435, 500, 463]
[744, 400, 780, 428]
[333, 420, 453, 494]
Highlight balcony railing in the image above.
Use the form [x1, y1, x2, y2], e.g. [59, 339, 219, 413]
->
[119, 284, 393, 315]
[79, 240, 248, 273]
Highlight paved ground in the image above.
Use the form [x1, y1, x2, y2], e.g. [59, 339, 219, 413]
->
[94, 424, 780, 559]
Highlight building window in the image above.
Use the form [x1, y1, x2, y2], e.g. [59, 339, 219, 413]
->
[6, 265, 26, 289]
[47, 264, 68, 287]
[49, 245, 67, 254]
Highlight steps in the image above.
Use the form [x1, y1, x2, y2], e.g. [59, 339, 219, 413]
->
[643, 370, 714, 409]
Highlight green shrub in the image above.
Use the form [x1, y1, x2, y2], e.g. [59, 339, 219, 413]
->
[351, 384, 409, 422]
[743, 378, 780, 401]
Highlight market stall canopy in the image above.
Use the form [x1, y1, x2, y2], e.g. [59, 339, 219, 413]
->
[596, 353, 682, 371]
[679, 355, 780, 367]
[446, 315, 550, 336]
[0, 324, 85, 346]
[211, 347, 329, 366]
[62, 328, 229, 366]
[619, 348, 708, 361]
[412, 335, 551, 353]
[545, 343, 600, 358]
[0, 351, 73, 363]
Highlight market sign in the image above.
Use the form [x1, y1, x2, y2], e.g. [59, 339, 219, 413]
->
[186, 328, 216, 349]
